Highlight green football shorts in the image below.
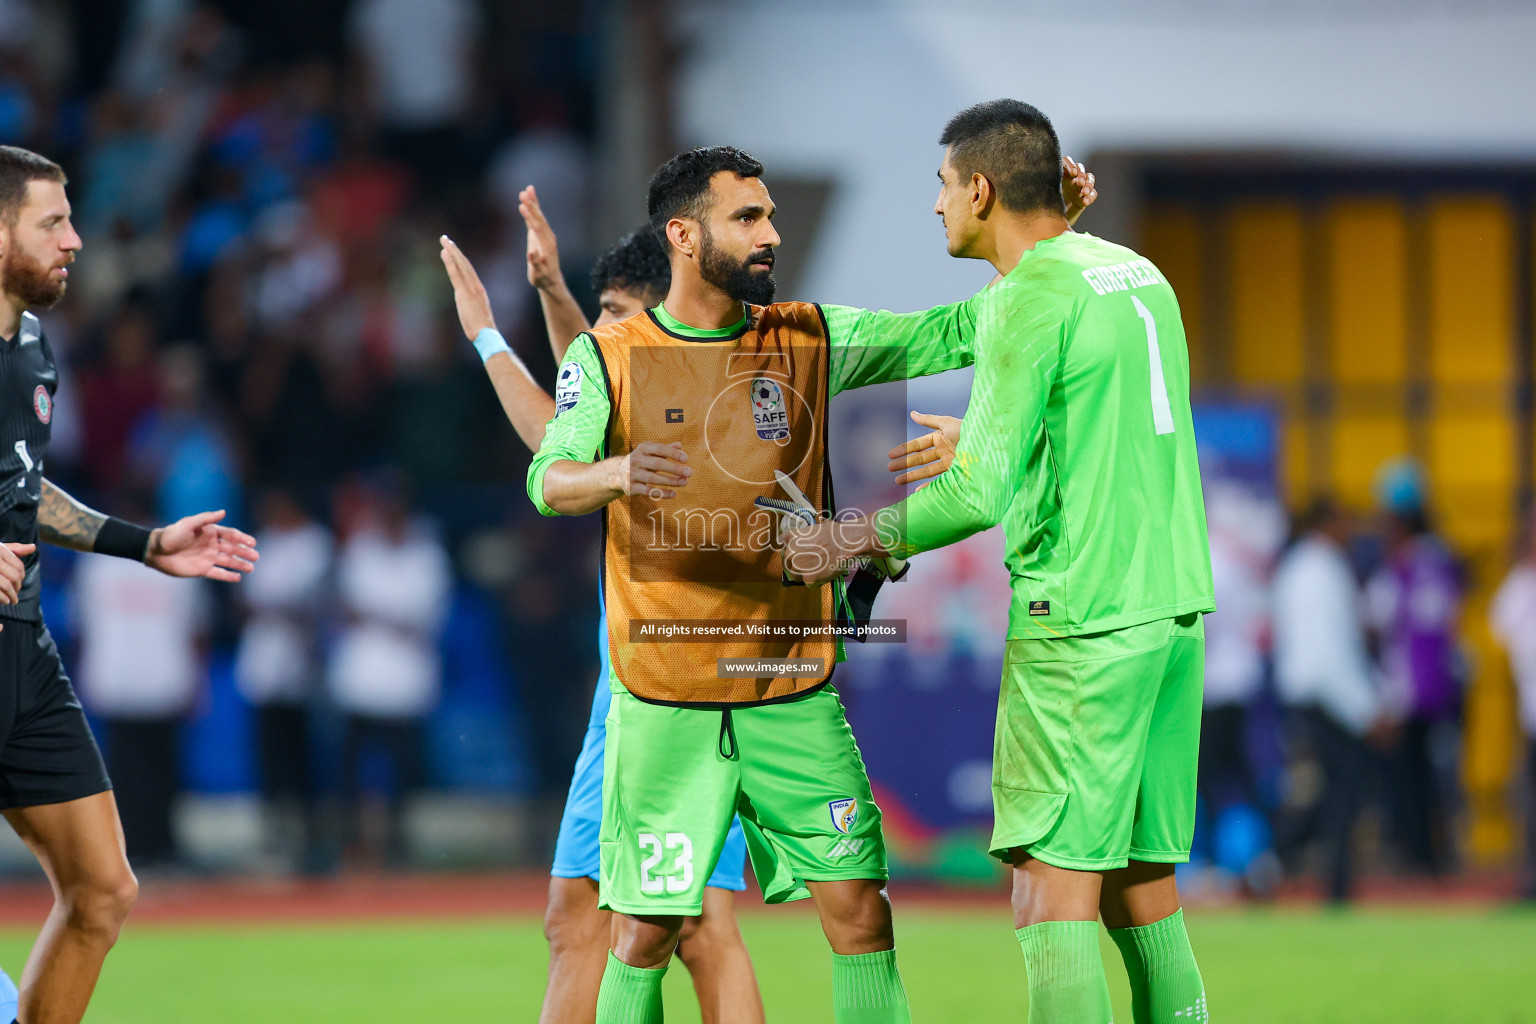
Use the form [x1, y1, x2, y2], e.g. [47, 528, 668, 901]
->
[991, 612, 1205, 870]
[600, 683, 887, 916]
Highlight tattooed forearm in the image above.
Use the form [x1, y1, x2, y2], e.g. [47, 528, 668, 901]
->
[38, 478, 108, 552]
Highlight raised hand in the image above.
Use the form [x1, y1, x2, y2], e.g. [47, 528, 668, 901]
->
[887, 410, 962, 486]
[1062, 156, 1098, 225]
[616, 441, 692, 499]
[517, 184, 588, 361]
[0, 542, 35, 604]
[440, 235, 496, 340]
[519, 185, 564, 293]
[146, 511, 259, 583]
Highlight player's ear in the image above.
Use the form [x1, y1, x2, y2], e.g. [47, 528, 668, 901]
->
[666, 217, 695, 259]
[970, 173, 994, 217]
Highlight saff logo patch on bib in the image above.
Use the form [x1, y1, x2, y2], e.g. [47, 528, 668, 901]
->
[33, 385, 51, 424]
[555, 363, 583, 414]
[750, 377, 789, 441]
[829, 798, 858, 835]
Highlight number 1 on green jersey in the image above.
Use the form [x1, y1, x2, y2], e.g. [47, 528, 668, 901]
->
[1132, 295, 1175, 436]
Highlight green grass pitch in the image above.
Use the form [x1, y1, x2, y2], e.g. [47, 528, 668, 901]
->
[2, 905, 1532, 1022]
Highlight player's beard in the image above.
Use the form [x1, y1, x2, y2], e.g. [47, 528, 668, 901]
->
[699, 227, 776, 306]
[1, 246, 68, 310]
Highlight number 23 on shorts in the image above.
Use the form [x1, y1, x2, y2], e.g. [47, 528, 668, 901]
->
[638, 832, 694, 894]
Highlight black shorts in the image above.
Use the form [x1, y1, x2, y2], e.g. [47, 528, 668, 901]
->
[0, 619, 112, 811]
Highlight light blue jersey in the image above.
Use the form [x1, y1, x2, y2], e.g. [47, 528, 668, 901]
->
[0, 964, 16, 1022]
[585, 602, 614, 729]
[550, 599, 747, 889]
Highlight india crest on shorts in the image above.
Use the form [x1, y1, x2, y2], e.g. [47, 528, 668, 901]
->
[828, 797, 858, 835]
[750, 377, 789, 441]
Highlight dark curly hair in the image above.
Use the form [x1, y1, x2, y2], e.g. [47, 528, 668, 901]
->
[589, 227, 671, 304]
[646, 146, 764, 243]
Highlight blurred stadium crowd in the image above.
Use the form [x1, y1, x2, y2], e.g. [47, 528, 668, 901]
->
[0, 0, 605, 872]
[1198, 464, 1536, 903]
[0, 0, 1532, 902]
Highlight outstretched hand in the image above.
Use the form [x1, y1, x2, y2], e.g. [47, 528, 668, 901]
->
[1062, 156, 1098, 225]
[887, 410, 961, 487]
[440, 235, 495, 340]
[519, 185, 564, 293]
[146, 510, 259, 582]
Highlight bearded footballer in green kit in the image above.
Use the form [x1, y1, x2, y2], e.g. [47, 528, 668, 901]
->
[789, 101, 1215, 1023]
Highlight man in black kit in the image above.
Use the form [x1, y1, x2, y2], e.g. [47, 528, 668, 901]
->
[0, 146, 259, 1024]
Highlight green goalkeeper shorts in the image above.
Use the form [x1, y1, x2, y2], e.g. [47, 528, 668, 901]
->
[990, 612, 1205, 871]
[600, 683, 887, 916]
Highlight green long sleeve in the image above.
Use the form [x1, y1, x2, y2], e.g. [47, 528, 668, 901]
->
[823, 296, 982, 395]
[880, 277, 1061, 556]
[526, 334, 612, 516]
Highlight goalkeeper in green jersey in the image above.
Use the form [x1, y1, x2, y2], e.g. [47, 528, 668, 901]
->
[787, 100, 1216, 1024]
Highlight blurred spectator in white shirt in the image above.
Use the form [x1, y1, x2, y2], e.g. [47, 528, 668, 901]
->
[487, 102, 590, 255]
[327, 471, 451, 865]
[1274, 501, 1383, 736]
[348, 0, 480, 185]
[248, 200, 344, 334]
[349, 0, 477, 129]
[75, 515, 207, 868]
[1272, 499, 1387, 902]
[485, 99, 591, 333]
[1200, 481, 1281, 827]
[235, 488, 332, 873]
[1490, 506, 1536, 901]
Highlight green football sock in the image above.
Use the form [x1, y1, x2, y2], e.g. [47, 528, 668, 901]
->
[831, 949, 912, 1024]
[1107, 909, 1207, 1023]
[1016, 920, 1114, 1024]
[594, 951, 667, 1024]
